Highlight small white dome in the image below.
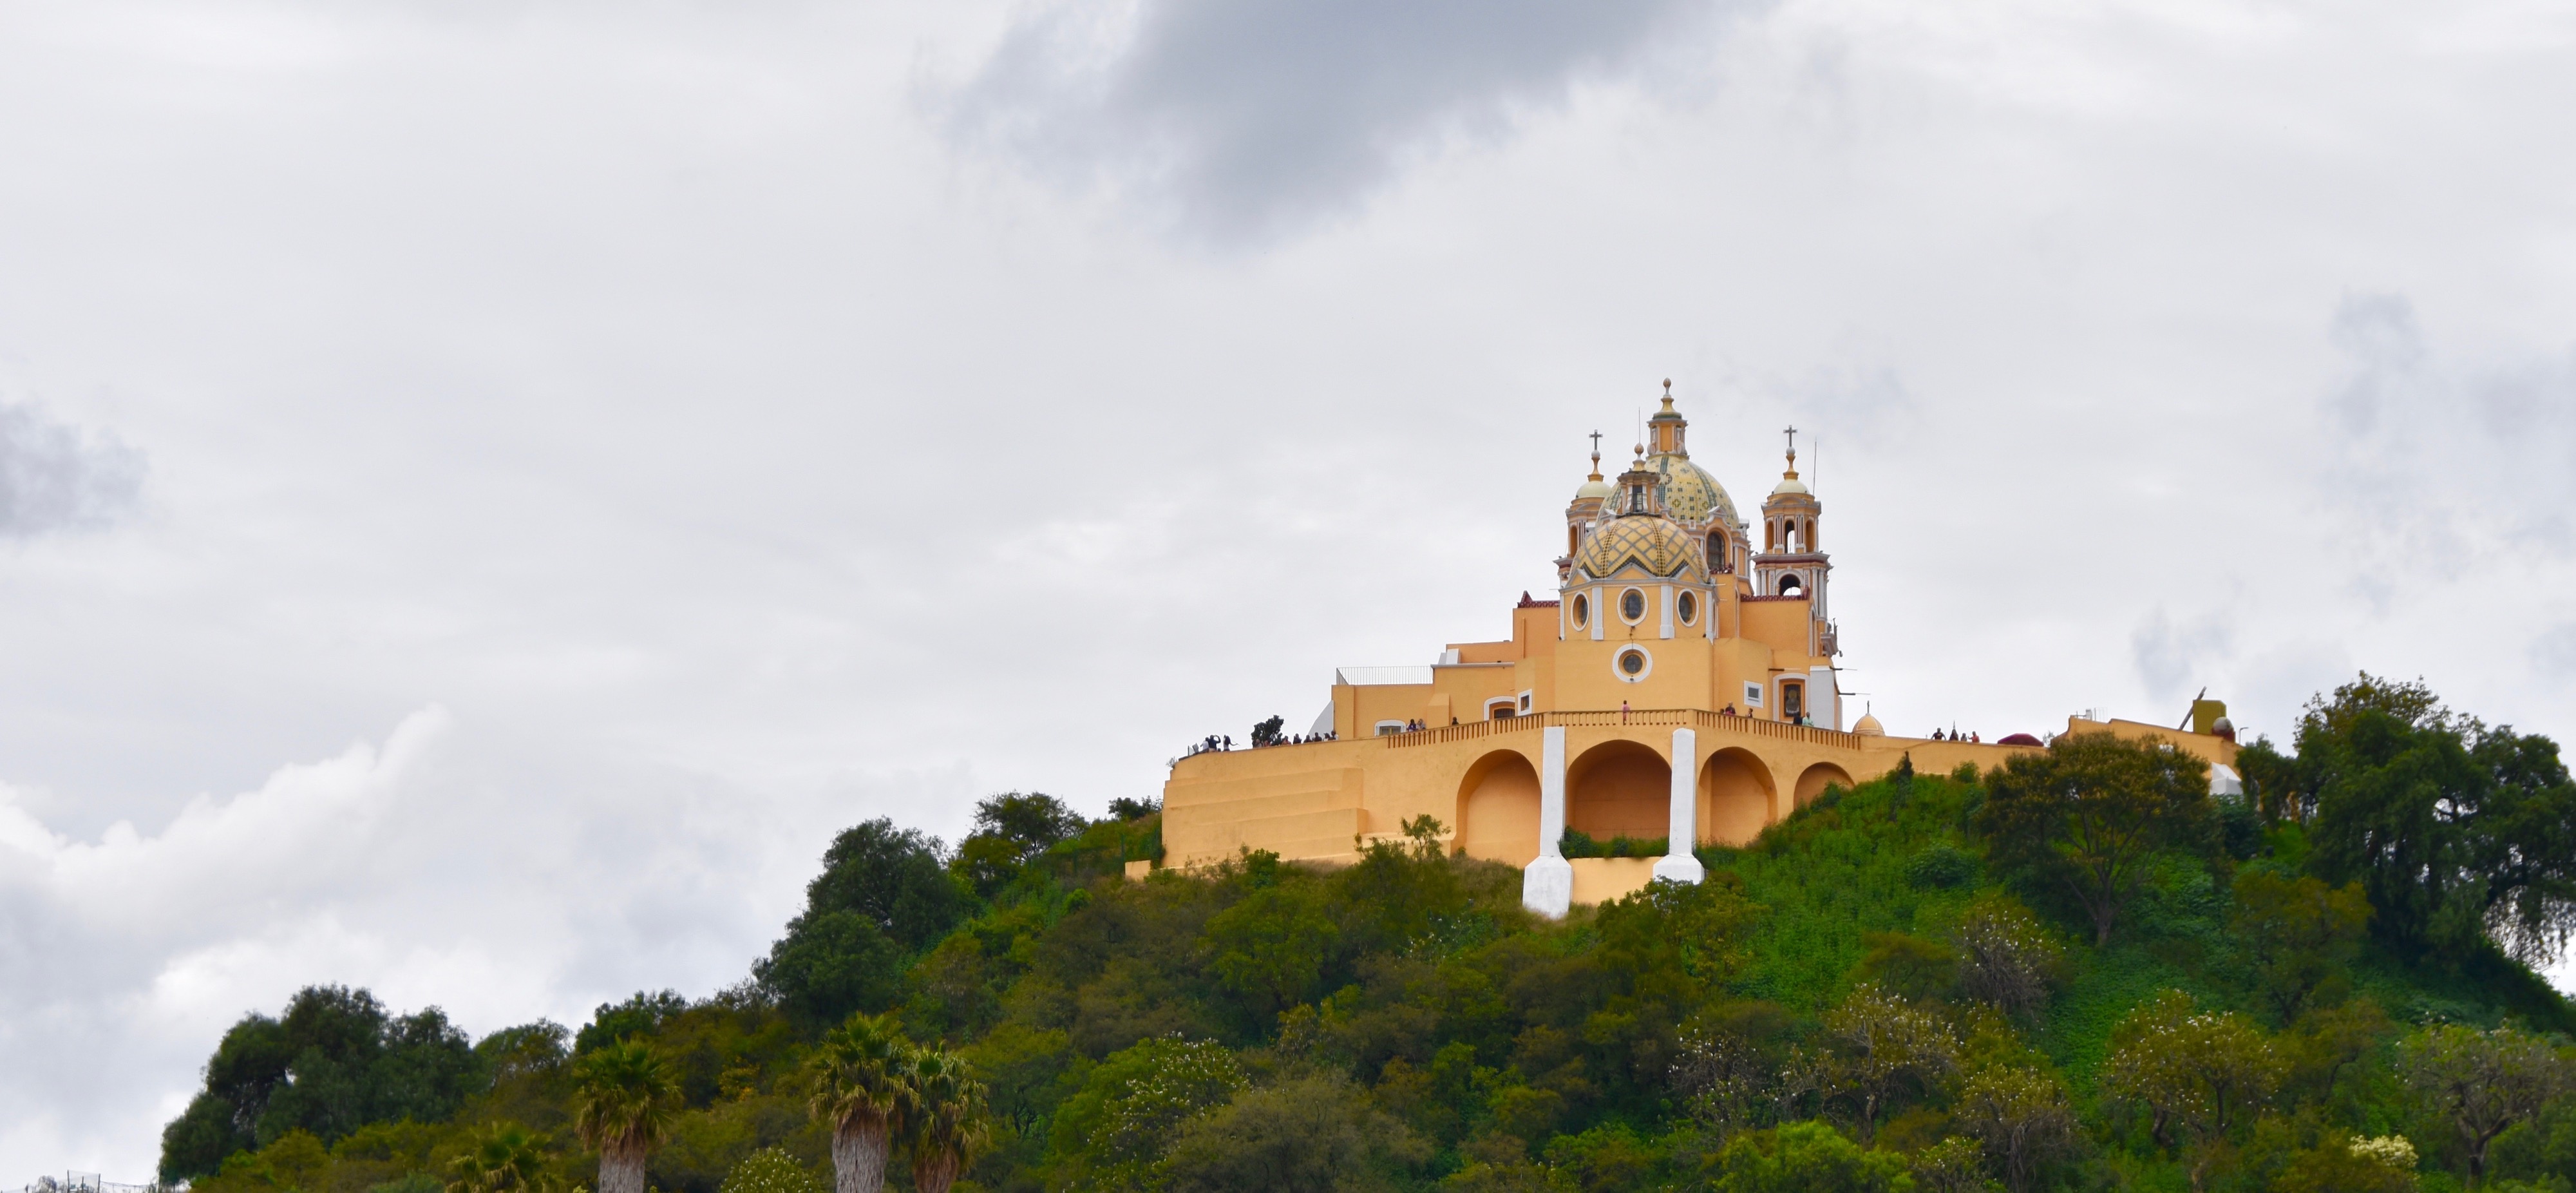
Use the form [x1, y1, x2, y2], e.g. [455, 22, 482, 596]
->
[1576, 477, 1615, 501]
[1852, 712, 1884, 736]
[1771, 475, 1810, 496]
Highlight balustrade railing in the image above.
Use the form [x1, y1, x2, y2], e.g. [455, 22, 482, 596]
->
[1383, 709, 1867, 751]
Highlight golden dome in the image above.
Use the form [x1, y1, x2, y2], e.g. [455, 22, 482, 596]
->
[1652, 454, 1741, 527]
[1853, 712, 1885, 736]
[1573, 513, 1702, 581]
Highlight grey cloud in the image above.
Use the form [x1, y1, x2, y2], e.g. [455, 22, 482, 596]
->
[0, 401, 142, 538]
[937, 0, 1747, 245]
[2535, 624, 2576, 679]
[1782, 351, 1917, 452]
[2133, 606, 2232, 702]
[2316, 294, 2576, 565]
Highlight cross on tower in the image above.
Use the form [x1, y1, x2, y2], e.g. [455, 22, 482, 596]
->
[1784, 425, 1799, 456]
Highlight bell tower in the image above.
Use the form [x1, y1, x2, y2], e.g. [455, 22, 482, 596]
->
[1753, 427, 1835, 653]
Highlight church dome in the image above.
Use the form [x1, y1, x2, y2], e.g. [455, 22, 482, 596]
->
[1573, 513, 1701, 580]
[1770, 473, 1810, 497]
[1575, 476, 1615, 502]
[1654, 455, 1741, 527]
[1852, 712, 1885, 736]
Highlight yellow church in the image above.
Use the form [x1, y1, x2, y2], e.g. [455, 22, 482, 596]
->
[1158, 386, 2239, 916]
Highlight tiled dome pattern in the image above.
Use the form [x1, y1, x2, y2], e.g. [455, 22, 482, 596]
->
[1573, 514, 1702, 580]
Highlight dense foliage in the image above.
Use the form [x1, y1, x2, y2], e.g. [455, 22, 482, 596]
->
[162, 680, 2576, 1192]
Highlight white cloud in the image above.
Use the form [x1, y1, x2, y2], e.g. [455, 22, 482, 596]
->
[0, 711, 932, 1183]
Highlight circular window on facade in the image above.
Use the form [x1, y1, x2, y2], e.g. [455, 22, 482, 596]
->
[1571, 593, 1589, 627]
[1619, 588, 1646, 623]
[1613, 647, 1652, 682]
[1677, 591, 1698, 625]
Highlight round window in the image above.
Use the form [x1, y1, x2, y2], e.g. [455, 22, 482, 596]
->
[1620, 651, 1645, 675]
[1612, 647, 1652, 682]
[1571, 594, 1589, 626]
[1677, 591, 1698, 625]
[1620, 589, 1645, 622]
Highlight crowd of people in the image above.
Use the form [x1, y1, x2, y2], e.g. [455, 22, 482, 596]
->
[1182, 727, 1339, 758]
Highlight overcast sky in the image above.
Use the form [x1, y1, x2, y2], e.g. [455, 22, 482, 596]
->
[5, 0, 2576, 1179]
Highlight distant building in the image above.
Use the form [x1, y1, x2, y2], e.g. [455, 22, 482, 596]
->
[1158, 385, 2237, 916]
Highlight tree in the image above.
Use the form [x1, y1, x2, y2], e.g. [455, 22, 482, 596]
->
[574, 992, 686, 1055]
[2229, 870, 2371, 1023]
[1908, 1138, 1994, 1193]
[1249, 715, 1287, 747]
[2270, 1134, 2420, 1193]
[158, 986, 486, 1183]
[2395, 1022, 2573, 1186]
[447, 1122, 553, 1193]
[805, 1013, 912, 1193]
[2101, 991, 2282, 1191]
[799, 819, 971, 952]
[1047, 1036, 1247, 1187]
[1822, 982, 1960, 1145]
[571, 1040, 679, 1193]
[719, 1149, 825, 1193]
[1203, 881, 1337, 1018]
[1978, 732, 2213, 946]
[756, 911, 906, 1026]
[1949, 896, 2061, 1020]
[1949, 1066, 2077, 1193]
[952, 793, 1087, 896]
[1710, 1121, 1915, 1193]
[2296, 674, 2576, 964]
[1159, 1074, 1428, 1193]
[898, 1045, 990, 1193]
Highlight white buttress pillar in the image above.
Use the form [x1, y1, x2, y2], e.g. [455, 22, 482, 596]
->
[1522, 726, 1573, 917]
[1655, 727, 1706, 883]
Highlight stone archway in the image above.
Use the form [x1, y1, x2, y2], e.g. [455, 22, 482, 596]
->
[1455, 749, 1542, 865]
[1700, 747, 1777, 846]
[1796, 761, 1856, 809]
[1567, 740, 1671, 842]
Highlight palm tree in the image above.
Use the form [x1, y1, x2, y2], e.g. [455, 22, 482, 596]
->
[448, 1122, 551, 1193]
[804, 1013, 912, 1193]
[571, 1040, 679, 1193]
[898, 1046, 990, 1193]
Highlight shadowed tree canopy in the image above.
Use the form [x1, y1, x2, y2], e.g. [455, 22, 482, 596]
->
[2292, 674, 2576, 964]
[757, 819, 969, 1023]
[1978, 731, 2213, 946]
[158, 986, 484, 1183]
[952, 792, 1087, 897]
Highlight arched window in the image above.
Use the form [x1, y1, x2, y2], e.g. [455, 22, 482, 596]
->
[1567, 525, 1579, 555]
[1707, 532, 1727, 572]
[1805, 519, 1816, 551]
[1779, 573, 1804, 596]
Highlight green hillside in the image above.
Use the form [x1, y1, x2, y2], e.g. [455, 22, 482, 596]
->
[161, 676, 2576, 1192]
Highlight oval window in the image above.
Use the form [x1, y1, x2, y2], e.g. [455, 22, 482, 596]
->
[1571, 594, 1589, 626]
[1677, 591, 1698, 624]
[1620, 589, 1645, 622]
[1619, 650, 1647, 676]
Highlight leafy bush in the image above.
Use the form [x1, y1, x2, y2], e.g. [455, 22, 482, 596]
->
[1905, 845, 1978, 890]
